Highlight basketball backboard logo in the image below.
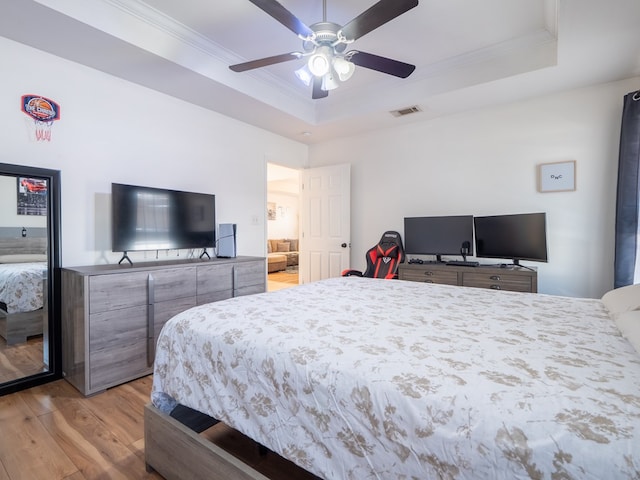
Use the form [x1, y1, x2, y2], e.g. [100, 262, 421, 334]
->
[21, 94, 61, 142]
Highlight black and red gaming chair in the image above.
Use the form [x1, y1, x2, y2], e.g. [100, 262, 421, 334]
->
[342, 231, 405, 279]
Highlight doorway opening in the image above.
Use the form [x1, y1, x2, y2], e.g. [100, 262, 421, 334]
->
[267, 163, 300, 292]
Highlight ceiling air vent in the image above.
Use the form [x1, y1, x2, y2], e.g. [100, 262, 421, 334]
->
[390, 105, 422, 117]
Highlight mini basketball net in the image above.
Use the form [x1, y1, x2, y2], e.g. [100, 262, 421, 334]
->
[21, 94, 61, 142]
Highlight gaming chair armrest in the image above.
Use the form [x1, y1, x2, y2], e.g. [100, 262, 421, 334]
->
[341, 269, 364, 277]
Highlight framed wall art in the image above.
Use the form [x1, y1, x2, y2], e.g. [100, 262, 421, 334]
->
[538, 160, 576, 192]
[17, 177, 48, 215]
[267, 202, 276, 221]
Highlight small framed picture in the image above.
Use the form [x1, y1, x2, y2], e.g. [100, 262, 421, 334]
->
[538, 160, 576, 192]
[17, 177, 48, 215]
[267, 202, 276, 221]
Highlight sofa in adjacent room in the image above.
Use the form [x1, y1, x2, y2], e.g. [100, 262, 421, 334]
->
[267, 238, 299, 273]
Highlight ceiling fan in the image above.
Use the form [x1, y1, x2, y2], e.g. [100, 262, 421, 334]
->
[229, 0, 419, 99]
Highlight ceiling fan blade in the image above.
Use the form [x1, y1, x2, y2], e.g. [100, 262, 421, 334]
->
[312, 77, 329, 99]
[247, 0, 314, 38]
[230, 52, 302, 72]
[348, 51, 415, 78]
[340, 0, 419, 41]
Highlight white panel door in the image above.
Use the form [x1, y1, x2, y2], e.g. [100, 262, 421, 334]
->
[300, 164, 350, 284]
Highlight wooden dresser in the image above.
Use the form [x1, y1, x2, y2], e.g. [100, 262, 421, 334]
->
[398, 262, 537, 293]
[61, 256, 265, 395]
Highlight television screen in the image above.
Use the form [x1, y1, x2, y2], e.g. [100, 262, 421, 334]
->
[474, 212, 547, 264]
[404, 215, 474, 259]
[112, 183, 215, 252]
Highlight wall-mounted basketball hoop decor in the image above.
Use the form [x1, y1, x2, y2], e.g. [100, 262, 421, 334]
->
[21, 94, 61, 142]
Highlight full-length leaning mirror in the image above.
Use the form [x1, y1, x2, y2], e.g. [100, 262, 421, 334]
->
[0, 162, 61, 396]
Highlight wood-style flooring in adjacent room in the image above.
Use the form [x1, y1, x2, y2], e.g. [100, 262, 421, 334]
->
[267, 270, 299, 291]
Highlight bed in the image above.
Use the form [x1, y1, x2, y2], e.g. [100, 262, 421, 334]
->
[0, 251, 47, 345]
[147, 277, 640, 479]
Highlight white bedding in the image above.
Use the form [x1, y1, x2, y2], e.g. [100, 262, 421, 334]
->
[0, 262, 46, 314]
[152, 277, 640, 479]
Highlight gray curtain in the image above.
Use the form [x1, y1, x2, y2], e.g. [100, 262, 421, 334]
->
[614, 90, 640, 287]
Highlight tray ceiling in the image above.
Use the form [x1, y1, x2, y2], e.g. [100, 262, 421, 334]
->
[1, 0, 639, 143]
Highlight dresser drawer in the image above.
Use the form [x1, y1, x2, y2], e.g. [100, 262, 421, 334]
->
[234, 260, 266, 293]
[152, 267, 196, 302]
[462, 272, 533, 292]
[399, 268, 458, 286]
[89, 272, 149, 313]
[197, 263, 233, 296]
[398, 263, 537, 293]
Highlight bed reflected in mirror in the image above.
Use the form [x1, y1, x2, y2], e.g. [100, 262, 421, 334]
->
[0, 164, 60, 395]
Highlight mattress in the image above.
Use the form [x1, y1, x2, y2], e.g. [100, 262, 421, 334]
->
[152, 277, 640, 479]
[0, 262, 46, 314]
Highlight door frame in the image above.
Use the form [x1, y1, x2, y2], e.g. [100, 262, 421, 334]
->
[266, 161, 303, 284]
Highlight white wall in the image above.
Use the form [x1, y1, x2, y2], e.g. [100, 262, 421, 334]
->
[267, 191, 299, 239]
[0, 37, 308, 266]
[309, 78, 640, 298]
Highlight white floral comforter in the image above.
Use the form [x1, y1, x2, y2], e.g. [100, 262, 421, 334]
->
[152, 277, 640, 479]
[0, 262, 46, 314]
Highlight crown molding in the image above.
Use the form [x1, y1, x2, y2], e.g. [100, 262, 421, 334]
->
[101, 0, 237, 63]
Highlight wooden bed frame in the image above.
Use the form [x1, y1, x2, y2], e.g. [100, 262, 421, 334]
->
[0, 308, 43, 345]
[145, 404, 271, 480]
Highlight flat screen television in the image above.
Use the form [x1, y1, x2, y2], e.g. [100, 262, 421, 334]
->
[404, 215, 474, 261]
[474, 212, 548, 265]
[111, 183, 216, 254]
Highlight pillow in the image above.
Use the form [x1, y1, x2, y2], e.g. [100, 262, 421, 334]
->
[276, 242, 290, 253]
[267, 241, 272, 253]
[614, 310, 640, 355]
[0, 253, 47, 263]
[288, 239, 299, 251]
[601, 284, 640, 316]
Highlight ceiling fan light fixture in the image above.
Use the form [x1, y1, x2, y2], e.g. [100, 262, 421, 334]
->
[232, 0, 419, 99]
[294, 64, 313, 86]
[308, 46, 333, 76]
[321, 72, 339, 91]
[333, 57, 355, 82]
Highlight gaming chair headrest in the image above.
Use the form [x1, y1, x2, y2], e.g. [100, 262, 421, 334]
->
[377, 243, 400, 258]
[376, 231, 404, 259]
[381, 231, 401, 243]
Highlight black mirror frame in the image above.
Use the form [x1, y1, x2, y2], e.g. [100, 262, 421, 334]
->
[0, 162, 62, 396]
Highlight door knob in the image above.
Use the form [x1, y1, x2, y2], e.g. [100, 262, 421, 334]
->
[341, 243, 348, 248]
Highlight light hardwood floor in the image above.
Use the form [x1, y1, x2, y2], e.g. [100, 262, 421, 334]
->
[0, 336, 46, 384]
[0, 374, 319, 480]
[0, 375, 161, 480]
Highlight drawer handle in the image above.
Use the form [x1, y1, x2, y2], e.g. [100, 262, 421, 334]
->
[424, 271, 434, 276]
[147, 274, 155, 367]
[490, 275, 501, 281]
[490, 285, 501, 290]
[425, 279, 434, 283]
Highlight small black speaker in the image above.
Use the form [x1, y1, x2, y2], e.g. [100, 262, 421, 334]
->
[218, 223, 236, 258]
[461, 241, 470, 260]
